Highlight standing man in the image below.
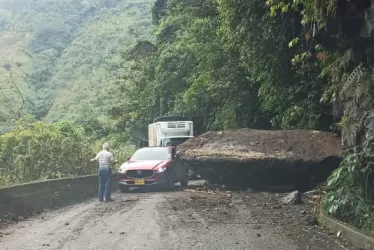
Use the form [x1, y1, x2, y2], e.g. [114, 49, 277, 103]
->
[91, 143, 117, 202]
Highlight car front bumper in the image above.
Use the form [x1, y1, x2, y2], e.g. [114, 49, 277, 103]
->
[117, 172, 168, 187]
[118, 180, 166, 186]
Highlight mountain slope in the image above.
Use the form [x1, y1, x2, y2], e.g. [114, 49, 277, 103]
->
[0, 0, 154, 132]
[44, 1, 154, 123]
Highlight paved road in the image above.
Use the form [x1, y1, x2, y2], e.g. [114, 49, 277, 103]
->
[0, 186, 358, 250]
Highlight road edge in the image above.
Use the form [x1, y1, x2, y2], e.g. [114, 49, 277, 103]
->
[0, 174, 119, 223]
[318, 208, 374, 249]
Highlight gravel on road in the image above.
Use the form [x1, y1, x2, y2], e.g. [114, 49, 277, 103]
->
[0, 184, 359, 250]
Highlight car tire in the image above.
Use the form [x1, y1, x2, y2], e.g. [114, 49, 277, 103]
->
[119, 185, 129, 193]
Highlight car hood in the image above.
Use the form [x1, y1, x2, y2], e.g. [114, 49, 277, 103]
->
[121, 160, 168, 170]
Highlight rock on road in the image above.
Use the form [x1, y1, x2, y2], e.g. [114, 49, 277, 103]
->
[0, 185, 359, 250]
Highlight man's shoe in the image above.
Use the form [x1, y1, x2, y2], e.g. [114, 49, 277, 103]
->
[104, 198, 114, 202]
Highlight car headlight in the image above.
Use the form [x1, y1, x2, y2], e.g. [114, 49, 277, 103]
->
[157, 167, 166, 173]
[118, 167, 127, 173]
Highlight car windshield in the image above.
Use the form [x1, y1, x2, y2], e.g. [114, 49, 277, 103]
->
[163, 137, 190, 146]
[131, 148, 170, 161]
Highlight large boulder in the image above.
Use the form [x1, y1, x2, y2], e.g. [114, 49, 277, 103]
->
[177, 129, 342, 190]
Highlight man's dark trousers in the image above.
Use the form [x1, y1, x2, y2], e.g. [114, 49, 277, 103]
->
[98, 167, 112, 201]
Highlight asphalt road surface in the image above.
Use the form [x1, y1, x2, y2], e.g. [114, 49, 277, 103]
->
[0, 183, 359, 250]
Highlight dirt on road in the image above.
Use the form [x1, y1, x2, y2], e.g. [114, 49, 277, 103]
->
[0, 183, 359, 250]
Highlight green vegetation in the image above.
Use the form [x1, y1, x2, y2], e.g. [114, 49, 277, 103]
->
[111, 0, 330, 139]
[0, 116, 94, 186]
[0, 114, 135, 186]
[323, 150, 374, 230]
[266, 0, 374, 231]
[0, 0, 153, 131]
[0, 0, 151, 185]
[43, 1, 154, 123]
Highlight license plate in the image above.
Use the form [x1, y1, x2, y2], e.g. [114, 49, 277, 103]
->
[134, 179, 145, 185]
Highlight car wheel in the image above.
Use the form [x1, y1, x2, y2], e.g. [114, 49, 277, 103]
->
[119, 185, 129, 193]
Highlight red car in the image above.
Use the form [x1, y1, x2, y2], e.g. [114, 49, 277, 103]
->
[117, 146, 188, 192]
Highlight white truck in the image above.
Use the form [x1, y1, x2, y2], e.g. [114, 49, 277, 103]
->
[148, 116, 194, 147]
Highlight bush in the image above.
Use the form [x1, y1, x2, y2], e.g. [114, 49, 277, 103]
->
[323, 151, 374, 230]
[0, 119, 96, 185]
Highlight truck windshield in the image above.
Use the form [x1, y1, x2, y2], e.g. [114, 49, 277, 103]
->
[131, 148, 170, 161]
[163, 137, 190, 146]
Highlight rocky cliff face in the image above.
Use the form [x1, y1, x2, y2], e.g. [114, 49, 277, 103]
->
[327, 1, 374, 204]
[326, 0, 374, 152]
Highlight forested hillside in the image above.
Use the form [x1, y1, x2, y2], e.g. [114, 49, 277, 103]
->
[111, 0, 332, 140]
[0, 0, 153, 186]
[0, 0, 153, 133]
